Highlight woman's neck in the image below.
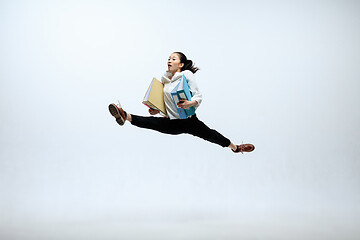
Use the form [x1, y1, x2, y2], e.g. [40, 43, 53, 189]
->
[169, 70, 181, 79]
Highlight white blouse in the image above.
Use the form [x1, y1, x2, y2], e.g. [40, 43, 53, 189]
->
[161, 70, 203, 120]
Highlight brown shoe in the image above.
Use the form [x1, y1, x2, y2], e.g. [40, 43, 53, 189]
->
[108, 103, 127, 126]
[232, 144, 255, 154]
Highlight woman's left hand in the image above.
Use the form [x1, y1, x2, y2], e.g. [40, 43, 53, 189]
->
[177, 99, 197, 109]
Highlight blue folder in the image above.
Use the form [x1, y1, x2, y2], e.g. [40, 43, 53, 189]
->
[171, 75, 196, 119]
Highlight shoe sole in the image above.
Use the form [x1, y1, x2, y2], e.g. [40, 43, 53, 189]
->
[108, 104, 125, 126]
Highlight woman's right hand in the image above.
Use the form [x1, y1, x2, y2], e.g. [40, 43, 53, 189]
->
[149, 108, 160, 115]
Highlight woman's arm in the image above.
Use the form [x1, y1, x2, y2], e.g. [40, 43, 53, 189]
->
[183, 70, 203, 107]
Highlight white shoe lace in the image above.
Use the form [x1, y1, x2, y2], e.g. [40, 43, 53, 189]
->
[117, 100, 122, 108]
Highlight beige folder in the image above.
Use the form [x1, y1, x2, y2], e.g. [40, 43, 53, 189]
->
[142, 78, 167, 116]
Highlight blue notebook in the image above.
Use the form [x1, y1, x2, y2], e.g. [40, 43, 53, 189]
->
[171, 75, 196, 119]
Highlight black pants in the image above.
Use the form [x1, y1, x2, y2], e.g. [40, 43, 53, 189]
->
[131, 114, 231, 148]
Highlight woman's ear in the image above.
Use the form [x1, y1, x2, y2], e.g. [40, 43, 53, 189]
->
[179, 63, 184, 69]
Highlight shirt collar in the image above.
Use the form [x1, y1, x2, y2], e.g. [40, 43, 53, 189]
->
[162, 71, 183, 83]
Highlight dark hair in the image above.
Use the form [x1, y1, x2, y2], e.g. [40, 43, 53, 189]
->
[174, 52, 200, 73]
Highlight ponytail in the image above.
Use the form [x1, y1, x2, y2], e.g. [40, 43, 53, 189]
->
[174, 52, 200, 73]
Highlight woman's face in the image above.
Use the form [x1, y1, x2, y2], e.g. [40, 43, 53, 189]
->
[167, 53, 184, 74]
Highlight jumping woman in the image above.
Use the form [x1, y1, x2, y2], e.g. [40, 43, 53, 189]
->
[108, 52, 255, 154]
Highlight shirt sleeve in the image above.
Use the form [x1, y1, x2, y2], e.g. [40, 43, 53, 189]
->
[183, 70, 203, 107]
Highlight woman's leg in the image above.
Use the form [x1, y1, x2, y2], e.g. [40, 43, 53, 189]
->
[126, 113, 133, 122]
[109, 103, 185, 135]
[228, 142, 238, 151]
[185, 116, 231, 148]
[185, 116, 254, 153]
[130, 114, 185, 135]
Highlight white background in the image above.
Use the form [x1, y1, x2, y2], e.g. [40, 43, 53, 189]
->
[1, 0, 359, 239]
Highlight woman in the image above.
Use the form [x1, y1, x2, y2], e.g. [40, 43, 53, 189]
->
[108, 52, 255, 154]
